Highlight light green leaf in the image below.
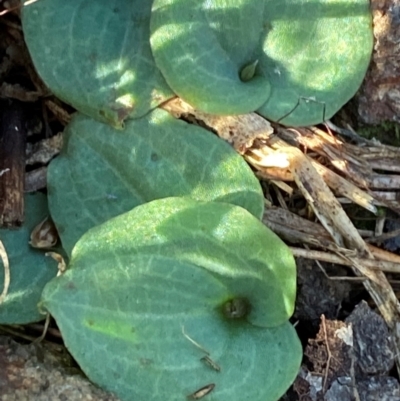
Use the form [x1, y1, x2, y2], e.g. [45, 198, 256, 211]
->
[48, 109, 264, 255]
[150, 0, 372, 125]
[257, 0, 373, 125]
[71, 198, 296, 327]
[22, 0, 372, 126]
[0, 194, 58, 324]
[42, 199, 301, 401]
[150, 0, 272, 115]
[22, 0, 173, 127]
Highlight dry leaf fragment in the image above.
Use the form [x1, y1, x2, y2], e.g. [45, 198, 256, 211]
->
[30, 216, 58, 248]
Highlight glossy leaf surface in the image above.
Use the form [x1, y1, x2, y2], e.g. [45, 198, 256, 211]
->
[150, 0, 272, 115]
[23, 0, 372, 126]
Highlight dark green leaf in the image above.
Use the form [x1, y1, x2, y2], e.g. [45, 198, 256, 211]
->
[0, 194, 58, 324]
[48, 109, 264, 255]
[22, 0, 173, 127]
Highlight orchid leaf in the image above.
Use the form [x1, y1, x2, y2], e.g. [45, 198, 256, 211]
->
[256, 0, 373, 125]
[70, 197, 297, 328]
[150, 0, 372, 125]
[41, 198, 301, 401]
[22, 0, 372, 126]
[22, 0, 173, 127]
[47, 109, 264, 255]
[150, 0, 272, 115]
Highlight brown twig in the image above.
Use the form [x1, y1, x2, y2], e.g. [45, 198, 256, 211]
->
[0, 99, 27, 227]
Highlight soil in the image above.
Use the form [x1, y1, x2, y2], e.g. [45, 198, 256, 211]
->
[1, 1, 400, 401]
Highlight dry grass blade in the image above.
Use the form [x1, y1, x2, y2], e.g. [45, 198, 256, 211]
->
[310, 161, 377, 214]
[277, 145, 360, 246]
[290, 247, 400, 273]
[264, 207, 400, 265]
[246, 139, 377, 213]
[0, 239, 10, 304]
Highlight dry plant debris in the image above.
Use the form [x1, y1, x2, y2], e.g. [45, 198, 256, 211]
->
[0, 7, 69, 196]
[162, 97, 400, 377]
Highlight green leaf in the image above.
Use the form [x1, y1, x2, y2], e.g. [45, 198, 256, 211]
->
[22, 0, 372, 126]
[42, 199, 301, 401]
[256, 0, 373, 126]
[0, 194, 58, 324]
[150, 0, 372, 125]
[22, 0, 173, 127]
[150, 0, 272, 115]
[48, 109, 264, 255]
[70, 198, 296, 327]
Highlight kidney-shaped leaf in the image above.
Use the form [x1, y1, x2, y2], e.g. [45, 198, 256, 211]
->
[150, 0, 272, 115]
[256, 0, 373, 125]
[22, 0, 173, 127]
[48, 109, 264, 255]
[42, 201, 301, 401]
[0, 194, 58, 324]
[71, 198, 295, 327]
[150, 0, 372, 125]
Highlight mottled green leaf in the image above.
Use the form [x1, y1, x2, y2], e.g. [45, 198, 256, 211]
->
[150, 0, 372, 125]
[42, 198, 301, 401]
[71, 198, 296, 327]
[257, 0, 373, 125]
[22, 0, 173, 127]
[150, 0, 271, 115]
[48, 109, 264, 255]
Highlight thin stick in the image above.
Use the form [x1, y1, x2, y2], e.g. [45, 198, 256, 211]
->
[0, 325, 36, 342]
[0, 240, 10, 304]
[314, 257, 366, 282]
[290, 247, 400, 274]
[321, 315, 331, 392]
[366, 228, 400, 244]
[182, 326, 221, 372]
